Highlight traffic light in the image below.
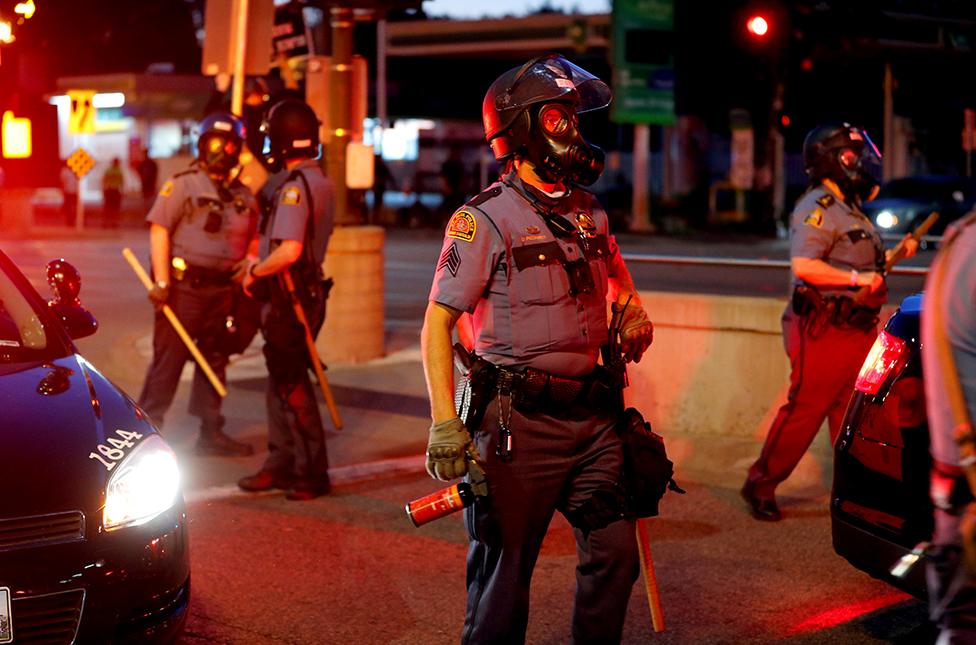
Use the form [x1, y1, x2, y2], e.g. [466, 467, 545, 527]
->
[746, 14, 770, 38]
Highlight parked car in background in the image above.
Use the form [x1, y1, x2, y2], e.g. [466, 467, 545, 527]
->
[831, 293, 932, 597]
[863, 176, 976, 242]
[0, 250, 189, 643]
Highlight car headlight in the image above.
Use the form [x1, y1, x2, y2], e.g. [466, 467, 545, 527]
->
[875, 210, 899, 229]
[103, 435, 181, 531]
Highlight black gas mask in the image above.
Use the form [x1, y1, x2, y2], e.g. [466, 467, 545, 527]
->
[835, 142, 882, 204]
[199, 132, 242, 178]
[522, 101, 605, 186]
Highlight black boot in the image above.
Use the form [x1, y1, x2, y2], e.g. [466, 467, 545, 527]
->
[196, 418, 254, 457]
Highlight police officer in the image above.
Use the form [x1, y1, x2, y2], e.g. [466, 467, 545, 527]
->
[742, 123, 918, 520]
[138, 112, 258, 457]
[237, 98, 335, 501]
[421, 55, 653, 644]
[921, 213, 976, 642]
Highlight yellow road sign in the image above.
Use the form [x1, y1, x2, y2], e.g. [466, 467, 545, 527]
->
[67, 147, 95, 178]
[67, 90, 97, 134]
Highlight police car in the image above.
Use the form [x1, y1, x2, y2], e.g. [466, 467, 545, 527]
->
[0, 249, 189, 643]
[831, 293, 932, 596]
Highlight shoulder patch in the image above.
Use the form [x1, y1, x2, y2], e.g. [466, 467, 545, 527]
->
[816, 194, 835, 209]
[158, 180, 174, 197]
[447, 210, 477, 243]
[281, 186, 301, 206]
[466, 186, 502, 208]
[803, 208, 824, 228]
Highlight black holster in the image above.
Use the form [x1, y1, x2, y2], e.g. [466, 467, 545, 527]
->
[453, 344, 495, 431]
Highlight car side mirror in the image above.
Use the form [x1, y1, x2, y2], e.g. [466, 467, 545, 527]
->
[46, 259, 98, 340]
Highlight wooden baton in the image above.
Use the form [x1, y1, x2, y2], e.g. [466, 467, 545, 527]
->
[636, 518, 666, 633]
[854, 211, 939, 302]
[279, 270, 343, 431]
[122, 247, 227, 398]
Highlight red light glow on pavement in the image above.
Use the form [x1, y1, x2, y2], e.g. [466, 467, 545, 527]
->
[786, 591, 912, 635]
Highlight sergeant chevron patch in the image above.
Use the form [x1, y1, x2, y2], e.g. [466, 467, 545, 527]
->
[438, 242, 462, 276]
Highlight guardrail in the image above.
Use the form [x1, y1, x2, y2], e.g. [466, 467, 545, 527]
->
[619, 254, 929, 276]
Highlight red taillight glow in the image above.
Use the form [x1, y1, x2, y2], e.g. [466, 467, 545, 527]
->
[855, 330, 907, 395]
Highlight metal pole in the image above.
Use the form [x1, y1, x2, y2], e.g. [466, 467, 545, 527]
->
[75, 176, 83, 232]
[328, 7, 355, 226]
[231, 0, 249, 116]
[377, 18, 387, 133]
[631, 123, 651, 232]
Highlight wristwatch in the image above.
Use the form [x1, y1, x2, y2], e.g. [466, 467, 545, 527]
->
[154, 280, 169, 290]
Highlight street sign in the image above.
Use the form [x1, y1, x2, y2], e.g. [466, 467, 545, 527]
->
[67, 90, 96, 134]
[730, 108, 754, 190]
[611, 0, 675, 125]
[272, 4, 309, 59]
[67, 147, 94, 179]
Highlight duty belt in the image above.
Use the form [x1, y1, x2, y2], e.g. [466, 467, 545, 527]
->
[792, 284, 881, 334]
[176, 263, 235, 288]
[488, 363, 618, 416]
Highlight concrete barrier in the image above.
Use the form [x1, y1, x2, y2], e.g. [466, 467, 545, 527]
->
[623, 291, 898, 488]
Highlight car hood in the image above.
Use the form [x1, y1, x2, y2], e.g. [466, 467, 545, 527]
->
[0, 354, 158, 520]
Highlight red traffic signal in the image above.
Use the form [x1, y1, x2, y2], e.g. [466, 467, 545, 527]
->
[746, 15, 769, 38]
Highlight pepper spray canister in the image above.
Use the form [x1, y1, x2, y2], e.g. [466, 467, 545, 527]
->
[406, 455, 487, 527]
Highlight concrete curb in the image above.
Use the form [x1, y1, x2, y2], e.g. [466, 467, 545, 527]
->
[185, 454, 427, 504]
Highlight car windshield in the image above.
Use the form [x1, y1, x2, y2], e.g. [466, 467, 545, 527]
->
[0, 253, 71, 364]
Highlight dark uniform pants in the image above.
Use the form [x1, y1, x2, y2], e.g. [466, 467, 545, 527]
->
[928, 508, 976, 642]
[745, 310, 876, 499]
[138, 281, 233, 429]
[462, 399, 639, 645]
[259, 286, 329, 480]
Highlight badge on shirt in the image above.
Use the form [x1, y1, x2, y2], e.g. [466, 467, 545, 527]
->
[816, 194, 835, 209]
[575, 211, 597, 238]
[282, 186, 302, 206]
[447, 210, 477, 243]
[159, 180, 174, 198]
[803, 208, 824, 228]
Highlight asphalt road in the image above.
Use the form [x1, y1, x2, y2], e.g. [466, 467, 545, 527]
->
[0, 228, 939, 644]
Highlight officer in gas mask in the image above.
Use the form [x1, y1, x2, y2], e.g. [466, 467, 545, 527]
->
[742, 123, 918, 520]
[237, 98, 336, 501]
[420, 55, 653, 643]
[138, 112, 259, 457]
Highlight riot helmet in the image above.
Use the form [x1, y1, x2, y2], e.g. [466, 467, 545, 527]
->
[260, 98, 321, 167]
[803, 123, 882, 204]
[197, 112, 246, 177]
[482, 54, 611, 186]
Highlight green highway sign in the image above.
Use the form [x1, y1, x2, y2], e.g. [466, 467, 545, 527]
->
[611, 0, 675, 125]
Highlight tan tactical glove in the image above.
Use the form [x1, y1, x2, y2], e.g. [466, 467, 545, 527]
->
[426, 417, 473, 481]
[613, 301, 654, 363]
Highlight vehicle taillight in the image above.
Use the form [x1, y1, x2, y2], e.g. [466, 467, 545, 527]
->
[854, 330, 907, 395]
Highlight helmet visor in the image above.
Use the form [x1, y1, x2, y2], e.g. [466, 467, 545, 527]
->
[498, 55, 611, 116]
[848, 127, 881, 164]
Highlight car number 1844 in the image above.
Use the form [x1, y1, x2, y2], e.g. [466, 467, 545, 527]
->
[88, 429, 144, 471]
